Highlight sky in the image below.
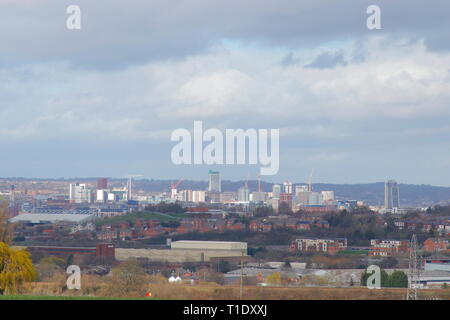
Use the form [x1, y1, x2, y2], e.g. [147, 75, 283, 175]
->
[1, 0, 450, 185]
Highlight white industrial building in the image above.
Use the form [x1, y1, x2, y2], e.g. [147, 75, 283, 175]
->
[171, 240, 247, 254]
[9, 213, 95, 224]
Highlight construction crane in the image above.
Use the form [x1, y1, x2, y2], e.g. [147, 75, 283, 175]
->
[307, 169, 315, 192]
[170, 179, 184, 199]
[126, 174, 143, 201]
[257, 174, 261, 193]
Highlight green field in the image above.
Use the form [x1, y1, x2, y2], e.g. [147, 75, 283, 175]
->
[337, 250, 369, 255]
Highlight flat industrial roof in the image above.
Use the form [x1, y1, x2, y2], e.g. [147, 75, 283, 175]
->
[9, 213, 94, 223]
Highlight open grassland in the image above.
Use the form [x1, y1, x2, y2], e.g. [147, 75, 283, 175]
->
[14, 281, 450, 300]
[144, 284, 450, 300]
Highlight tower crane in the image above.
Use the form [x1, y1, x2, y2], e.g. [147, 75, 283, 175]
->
[170, 179, 184, 199]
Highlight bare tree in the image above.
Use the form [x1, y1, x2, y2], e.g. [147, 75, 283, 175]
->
[108, 259, 147, 297]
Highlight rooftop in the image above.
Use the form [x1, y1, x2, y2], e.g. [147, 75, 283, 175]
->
[9, 213, 95, 224]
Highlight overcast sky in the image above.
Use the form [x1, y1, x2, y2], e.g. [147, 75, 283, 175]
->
[1, 0, 450, 185]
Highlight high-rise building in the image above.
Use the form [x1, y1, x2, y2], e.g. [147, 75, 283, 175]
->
[192, 191, 206, 203]
[283, 181, 293, 194]
[384, 180, 400, 210]
[96, 189, 107, 203]
[238, 183, 250, 202]
[208, 170, 221, 192]
[178, 190, 193, 202]
[69, 183, 91, 203]
[295, 185, 311, 205]
[321, 191, 335, 203]
[272, 184, 281, 199]
[97, 178, 108, 190]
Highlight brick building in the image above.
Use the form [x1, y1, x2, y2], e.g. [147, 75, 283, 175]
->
[290, 238, 347, 254]
[368, 239, 409, 256]
[423, 238, 449, 252]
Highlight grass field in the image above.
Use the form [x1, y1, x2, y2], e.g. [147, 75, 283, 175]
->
[3, 286, 450, 300]
[2, 285, 450, 300]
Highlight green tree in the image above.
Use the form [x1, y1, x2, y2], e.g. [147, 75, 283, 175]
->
[387, 270, 408, 288]
[361, 267, 407, 288]
[360, 267, 388, 287]
[0, 242, 37, 294]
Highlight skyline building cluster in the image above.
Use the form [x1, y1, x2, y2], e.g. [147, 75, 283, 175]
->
[15, 172, 401, 217]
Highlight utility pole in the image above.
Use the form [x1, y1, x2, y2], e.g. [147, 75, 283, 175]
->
[407, 234, 421, 300]
[239, 251, 243, 300]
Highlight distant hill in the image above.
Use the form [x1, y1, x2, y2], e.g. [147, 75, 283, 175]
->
[132, 180, 450, 207]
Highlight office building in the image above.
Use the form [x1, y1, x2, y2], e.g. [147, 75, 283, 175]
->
[283, 181, 292, 194]
[96, 189, 107, 203]
[178, 190, 193, 202]
[384, 180, 400, 210]
[192, 191, 206, 203]
[69, 183, 91, 203]
[238, 183, 250, 202]
[97, 178, 108, 190]
[321, 191, 335, 203]
[208, 170, 221, 192]
[272, 184, 281, 199]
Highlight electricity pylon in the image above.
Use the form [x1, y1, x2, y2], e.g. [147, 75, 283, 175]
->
[406, 234, 421, 300]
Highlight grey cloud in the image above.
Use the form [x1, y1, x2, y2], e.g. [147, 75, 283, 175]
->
[1, 1, 450, 185]
[305, 51, 347, 69]
[280, 52, 300, 67]
[0, 0, 449, 69]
